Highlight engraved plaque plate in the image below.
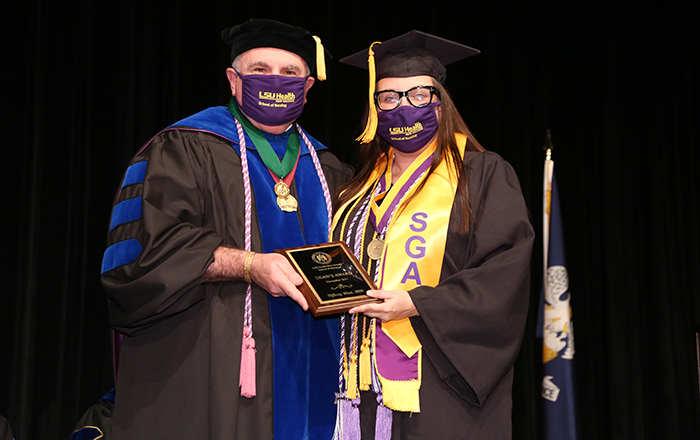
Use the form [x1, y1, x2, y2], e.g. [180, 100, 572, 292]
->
[275, 241, 380, 316]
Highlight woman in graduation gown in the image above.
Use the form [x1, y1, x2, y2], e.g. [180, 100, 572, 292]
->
[331, 31, 535, 439]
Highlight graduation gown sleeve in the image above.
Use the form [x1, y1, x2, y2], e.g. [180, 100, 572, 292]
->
[101, 130, 231, 335]
[408, 150, 535, 407]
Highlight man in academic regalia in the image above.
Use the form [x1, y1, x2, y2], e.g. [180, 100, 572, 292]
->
[100, 18, 352, 440]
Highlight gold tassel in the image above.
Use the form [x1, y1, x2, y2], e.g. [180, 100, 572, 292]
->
[381, 379, 421, 413]
[359, 321, 372, 391]
[356, 41, 382, 143]
[359, 339, 372, 391]
[346, 352, 359, 399]
[378, 346, 423, 412]
[312, 35, 327, 81]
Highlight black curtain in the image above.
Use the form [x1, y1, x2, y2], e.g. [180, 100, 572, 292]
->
[3, 1, 699, 439]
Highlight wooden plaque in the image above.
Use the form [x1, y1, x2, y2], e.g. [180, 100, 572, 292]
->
[274, 241, 380, 316]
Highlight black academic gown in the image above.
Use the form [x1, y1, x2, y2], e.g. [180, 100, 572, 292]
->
[101, 125, 352, 440]
[332, 150, 534, 439]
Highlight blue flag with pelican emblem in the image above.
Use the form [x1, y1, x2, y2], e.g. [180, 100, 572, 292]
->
[536, 133, 581, 439]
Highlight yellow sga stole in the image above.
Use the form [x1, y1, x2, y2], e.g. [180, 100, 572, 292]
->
[377, 135, 467, 348]
[331, 134, 467, 413]
[381, 135, 468, 412]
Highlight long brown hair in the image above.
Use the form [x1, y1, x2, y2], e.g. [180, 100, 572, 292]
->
[334, 78, 484, 231]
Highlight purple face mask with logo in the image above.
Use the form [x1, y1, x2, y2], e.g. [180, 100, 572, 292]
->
[236, 71, 307, 126]
[376, 102, 440, 153]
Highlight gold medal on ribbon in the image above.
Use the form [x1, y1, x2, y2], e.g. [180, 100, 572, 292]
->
[274, 181, 290, 198]
[367, 238, 385, 260]
[277, 194, 298, 212]
[274, 181, 297, 212]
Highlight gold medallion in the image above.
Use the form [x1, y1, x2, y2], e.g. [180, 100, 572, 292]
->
[274, 181, 291, 198]
[277, 194, 298, 212]
[367, 238, 385, 260]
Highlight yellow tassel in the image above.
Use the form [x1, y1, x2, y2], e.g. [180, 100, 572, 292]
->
[359, 324, 372, 391]
[312, 35, 327, 81]
[359, 338, 371, 391]
[381, 379, 421, 413]
[377, 345, 423, 412]
[346, 352, 359, 399]
[356, 41, 382, 143]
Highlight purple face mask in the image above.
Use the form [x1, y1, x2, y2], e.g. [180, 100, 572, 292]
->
[236, 71, 307, 126]
[376, 102, 440, 153]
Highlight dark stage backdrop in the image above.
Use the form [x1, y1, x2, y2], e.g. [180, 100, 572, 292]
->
[2, 1, 699, 439]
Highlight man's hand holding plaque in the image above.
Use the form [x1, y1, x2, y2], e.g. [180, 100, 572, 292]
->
[274, 242, 382, 316]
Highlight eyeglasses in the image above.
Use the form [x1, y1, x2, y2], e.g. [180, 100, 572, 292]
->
[374, 85, 440, 111]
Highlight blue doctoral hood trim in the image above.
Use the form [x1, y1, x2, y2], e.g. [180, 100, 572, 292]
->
[110, 197, 142, 231]
[102, 238, 142, 274]
[69, 426, 103, 440]
[101, 388, 116, 403]
[168, 106, 328, 155]
[68, 389, 115, 440]
[121, 161, 148, 189]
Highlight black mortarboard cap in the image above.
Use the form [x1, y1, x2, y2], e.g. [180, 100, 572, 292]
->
[221, 18, 331, 80]
[339, 30, 480, 84]
[339, 30, 479, 143]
